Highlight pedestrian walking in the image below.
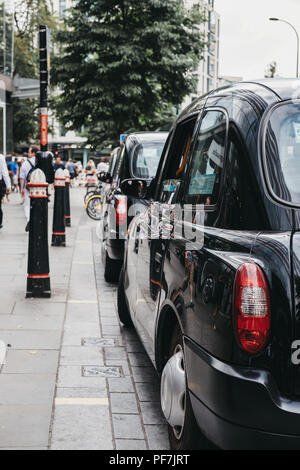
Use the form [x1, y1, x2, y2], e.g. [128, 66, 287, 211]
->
[97, 157, 109, 174]
[20, 145, 39, 232]
[0, 153, 12, 229]
[86, 159, 96, 172]
[66, 159, 76, 185]
[53, 156, 65, 172]
[9, 158, 19, 192]
[18, 158, 25, 202]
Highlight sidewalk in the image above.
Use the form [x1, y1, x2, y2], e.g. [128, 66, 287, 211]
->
[0, 189, 169, 450]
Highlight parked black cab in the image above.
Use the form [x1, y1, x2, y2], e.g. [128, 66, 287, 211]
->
[118, 79, 300, 449]
[100, 132, 168, 282]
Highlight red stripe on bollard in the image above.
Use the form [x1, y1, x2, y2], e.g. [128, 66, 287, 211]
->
[28, 274, 50, 279]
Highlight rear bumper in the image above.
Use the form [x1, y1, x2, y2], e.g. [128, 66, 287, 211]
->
[184, 337, 300, 449]
[189, 393, 300, 449]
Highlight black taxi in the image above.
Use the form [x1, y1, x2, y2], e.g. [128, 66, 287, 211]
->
[117, 79, 300, 449]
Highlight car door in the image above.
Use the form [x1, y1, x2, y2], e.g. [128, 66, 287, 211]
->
[134, 114, 201, 360]
[102, 144, 126, 244]
[162, 109, 231, 360]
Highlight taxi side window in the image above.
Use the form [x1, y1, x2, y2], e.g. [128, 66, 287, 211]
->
[156, 116, 198, 203]
[185, 110, 227, 206]
[162, 117, 198, 180]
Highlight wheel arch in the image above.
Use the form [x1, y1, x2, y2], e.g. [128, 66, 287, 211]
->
[155, 300, 183, 373]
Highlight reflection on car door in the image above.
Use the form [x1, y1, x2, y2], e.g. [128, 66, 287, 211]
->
[134, 115, 200, 360]
[164, 110, 231, 358]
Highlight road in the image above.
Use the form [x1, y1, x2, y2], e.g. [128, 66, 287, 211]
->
[0, 187, 169, 450]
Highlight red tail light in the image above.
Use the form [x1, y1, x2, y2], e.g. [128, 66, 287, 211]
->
[234, 263, 270, 354]
[116, 196, 127, 226]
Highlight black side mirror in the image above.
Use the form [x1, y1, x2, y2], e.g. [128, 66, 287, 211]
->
[98, 172, 112, 183]
[120, 178, 147, 198]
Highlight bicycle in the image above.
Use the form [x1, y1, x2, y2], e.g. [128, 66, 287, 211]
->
[84, 185, 101, 204]
[84, 171, 106, 204]
[85, 192, 102, 220]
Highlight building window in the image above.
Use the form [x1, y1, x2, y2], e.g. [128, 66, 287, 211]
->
[207, 78, 214, 91]
[59, 0, 66, 17]
[0, 1, 13, 77]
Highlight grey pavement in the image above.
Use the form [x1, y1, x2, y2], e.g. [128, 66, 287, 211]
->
[0, 188, 169, 450]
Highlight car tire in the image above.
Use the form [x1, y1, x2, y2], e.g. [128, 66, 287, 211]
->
[117, 268, 133, 327]
[104, 251, 121, 283]
[162, 324, 213, 450]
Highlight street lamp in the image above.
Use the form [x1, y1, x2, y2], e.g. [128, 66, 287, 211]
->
[269, 18, 299, 78]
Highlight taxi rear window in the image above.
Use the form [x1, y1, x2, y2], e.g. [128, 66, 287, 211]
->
[264, 102, 300, 204]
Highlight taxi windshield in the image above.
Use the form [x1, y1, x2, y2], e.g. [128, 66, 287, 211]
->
[131, 142, 165, 179]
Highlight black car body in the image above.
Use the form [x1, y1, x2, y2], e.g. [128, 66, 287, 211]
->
[118, 79, 300, 449]
[100, 132, 168, 282]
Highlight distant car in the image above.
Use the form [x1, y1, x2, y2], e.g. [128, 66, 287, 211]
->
[100, 132, 168, 282]
[118, 79, 300, 449]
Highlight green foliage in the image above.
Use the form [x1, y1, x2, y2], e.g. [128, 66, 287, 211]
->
[265, 61, 277, 79]
[52, 0, 207, 148]
[12, 98, 40, 146]
[13, 1, 58, 148]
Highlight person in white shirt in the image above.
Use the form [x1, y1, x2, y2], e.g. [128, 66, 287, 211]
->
[97, 159, 109, 174]
[0, 154, 12, 229]
[20, 145, 38, 232]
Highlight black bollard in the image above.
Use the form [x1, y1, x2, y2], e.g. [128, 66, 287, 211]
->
[64, 169, 71, 227]
[52, 169, 66, 247]
[26, 169, 51, 298]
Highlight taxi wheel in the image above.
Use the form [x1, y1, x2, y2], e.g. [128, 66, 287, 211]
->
[161, 324, 213, 450]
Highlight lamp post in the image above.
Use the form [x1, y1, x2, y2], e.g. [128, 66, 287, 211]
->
[269, 18, 299, 78]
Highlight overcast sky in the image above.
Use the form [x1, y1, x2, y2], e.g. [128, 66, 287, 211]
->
[214, 0, 300, 80]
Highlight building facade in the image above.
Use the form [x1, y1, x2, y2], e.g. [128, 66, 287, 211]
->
[0, 0, 13, 155]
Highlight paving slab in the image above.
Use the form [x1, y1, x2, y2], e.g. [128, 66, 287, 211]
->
[140, 402, 167, 425]
[144, 425, 170, 450]
[0, 315, 64, 331]
[115, 439, 147, 450]
[13, 301, 66, 316]
[0, 374, 56, 405]
[51, 404, 113, 450]
[112, 414, 144, 440]
[57, 365, 107, 389]
[55, 387, 109, 399]
[108, 377, 135, 393]
[60, 346, 104, 366]
[110, 393, 139, 414]
[2, 350, 59, 374]
[0, 405, 52, 448]
[0, 330, 61, 350]
[135, 382, 161, 402]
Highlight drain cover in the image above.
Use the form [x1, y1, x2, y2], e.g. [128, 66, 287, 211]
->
[82, 338, 118, 347]
[82, 366, 123, 378]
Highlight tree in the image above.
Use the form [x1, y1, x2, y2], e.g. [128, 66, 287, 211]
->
[12, 98, 40, 147]
[14, 0, 57, 78]
[13, 1, 58, 148]
[52, 0, 207, 148]
[265, 61, 277, 78]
